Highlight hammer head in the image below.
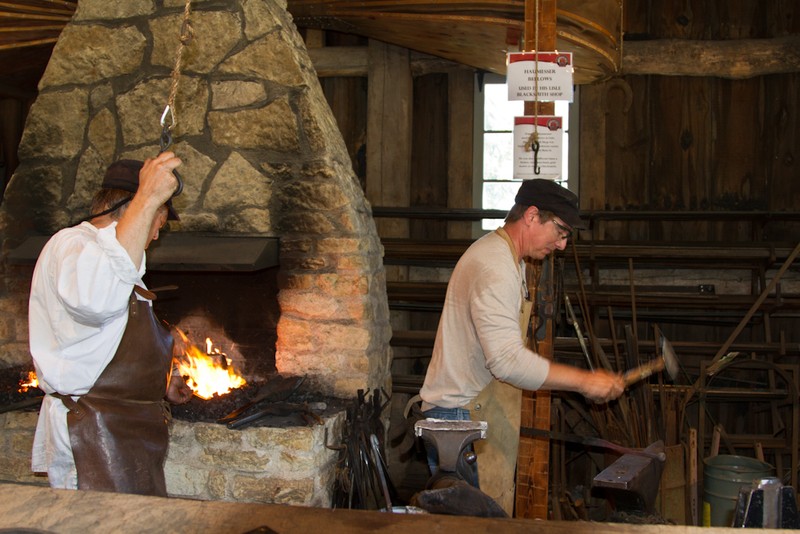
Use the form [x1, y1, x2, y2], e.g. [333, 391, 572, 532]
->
[659, 335, 680, 381]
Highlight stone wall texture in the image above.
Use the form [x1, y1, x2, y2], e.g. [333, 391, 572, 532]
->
[0, 409, 346, 506]
[0, 0, 392, 398]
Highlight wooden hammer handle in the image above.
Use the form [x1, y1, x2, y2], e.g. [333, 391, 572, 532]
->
[623, 357, 666, 386]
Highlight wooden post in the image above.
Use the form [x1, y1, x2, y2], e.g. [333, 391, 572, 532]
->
[366, 39, 412, 240]
[515, 0, 557, 520]
[516, 256, 554, 519]
[689, 427, 699, 526]
[447, 68, 475, 240]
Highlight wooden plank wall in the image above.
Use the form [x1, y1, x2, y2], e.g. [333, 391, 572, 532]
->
[580, 0, 800, 243]
[304, 1, 799, 521]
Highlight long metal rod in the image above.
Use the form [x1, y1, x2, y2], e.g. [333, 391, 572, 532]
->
[706, 240, 800, 375]
[520, 426, 666, 461]
[564, 295, 593, 371]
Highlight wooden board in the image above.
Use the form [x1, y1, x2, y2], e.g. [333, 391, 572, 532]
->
[0, 482, 753, 534]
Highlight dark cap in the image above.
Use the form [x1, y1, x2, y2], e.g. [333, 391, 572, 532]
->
[102, 159, 179, 220]
[514, 179, 584, 229]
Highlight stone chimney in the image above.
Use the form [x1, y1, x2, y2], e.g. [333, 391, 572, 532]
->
[0, 0, 392, 398]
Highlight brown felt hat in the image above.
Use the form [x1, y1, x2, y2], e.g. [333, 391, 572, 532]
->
[514, 179, 584, 229]
[102, 159, 179, 220]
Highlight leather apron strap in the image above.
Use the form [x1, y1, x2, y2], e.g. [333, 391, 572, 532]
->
[467, 227, 532, 515]
[58, 287, 174, 496]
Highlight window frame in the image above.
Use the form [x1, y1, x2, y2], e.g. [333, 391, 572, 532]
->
[473, 73, 579, 234]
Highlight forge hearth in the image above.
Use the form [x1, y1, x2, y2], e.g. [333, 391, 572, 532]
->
[0, 378, 346, 506]
[0, 0, 392, 507]
[148, 266, 281, 381]
[169, 374, 347, 431]
[0, 265, 346, 506]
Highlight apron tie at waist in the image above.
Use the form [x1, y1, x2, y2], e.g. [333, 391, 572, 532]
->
[51, 392, 168, 420]
[51, 393, 83, 419]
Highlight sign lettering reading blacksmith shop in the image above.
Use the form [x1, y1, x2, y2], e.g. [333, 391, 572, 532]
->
[507, 52, 574, 102]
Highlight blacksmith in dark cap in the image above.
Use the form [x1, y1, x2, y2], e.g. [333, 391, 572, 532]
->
[29, 151, 192, 496]
[417, 179, 623, 515]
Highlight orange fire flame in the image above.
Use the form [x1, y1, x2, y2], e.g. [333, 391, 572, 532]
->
[18, 371, 38, 393]
[14, 336, 245, 401]
[174, 331, 246, 400]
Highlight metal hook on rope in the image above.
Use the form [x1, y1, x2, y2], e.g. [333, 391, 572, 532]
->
[153, 0, 193, 200]
[158, 104, 183, 197]
[524, 133, 542, 175]
[159, 105, 175, 152]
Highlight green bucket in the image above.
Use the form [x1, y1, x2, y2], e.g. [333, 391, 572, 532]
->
[703, 454, 774, 526]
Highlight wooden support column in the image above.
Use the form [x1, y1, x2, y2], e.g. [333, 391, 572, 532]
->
[366, 39, 412, 241]
[515, 0, 557, 520]
[447, 68, 475, 240]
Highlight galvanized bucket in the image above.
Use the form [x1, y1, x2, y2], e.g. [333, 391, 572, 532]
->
[703, 455, 774, 526]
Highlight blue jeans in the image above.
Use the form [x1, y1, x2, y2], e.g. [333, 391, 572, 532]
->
[421, 406, 480, 488]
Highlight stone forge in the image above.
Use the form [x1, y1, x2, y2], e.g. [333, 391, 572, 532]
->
[0, 0, 392, 505]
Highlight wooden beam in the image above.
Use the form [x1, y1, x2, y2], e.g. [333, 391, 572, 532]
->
[307, 47, 468, 78]
[307, 46, 368, 77]
[308, 36, 800, 80]
[622, 36, 800, 79]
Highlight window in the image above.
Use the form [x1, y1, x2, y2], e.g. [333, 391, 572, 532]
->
[477, 74, 572, 230]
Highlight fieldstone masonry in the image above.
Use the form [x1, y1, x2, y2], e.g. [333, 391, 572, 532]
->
[1, 409, 346, 505]
[0, 0, 391, 505]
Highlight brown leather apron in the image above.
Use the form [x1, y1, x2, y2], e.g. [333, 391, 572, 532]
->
[56, 286, 174, 496]
[467, 227, 532, 515]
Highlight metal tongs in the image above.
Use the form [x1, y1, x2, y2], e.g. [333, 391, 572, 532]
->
[217, 375, 306, 429]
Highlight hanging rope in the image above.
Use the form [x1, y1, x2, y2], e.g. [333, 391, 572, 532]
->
[159, 0, 193, 196]
[524, 0, 541, 174]
[162, 0, 193, 135]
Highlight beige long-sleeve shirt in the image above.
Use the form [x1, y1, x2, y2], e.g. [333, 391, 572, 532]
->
[419, 231, 550, 410]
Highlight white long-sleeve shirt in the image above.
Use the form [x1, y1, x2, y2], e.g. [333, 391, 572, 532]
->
[419, 231, 550, 410]
[28, 221, 146, 486]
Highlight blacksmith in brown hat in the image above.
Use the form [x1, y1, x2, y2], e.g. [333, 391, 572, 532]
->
[418, 179, 624, 514]
[29, 152, 192, 496]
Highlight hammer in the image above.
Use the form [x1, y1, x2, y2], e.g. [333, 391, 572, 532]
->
[623, 334, 680, 387]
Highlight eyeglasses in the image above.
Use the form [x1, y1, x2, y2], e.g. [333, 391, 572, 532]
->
[552, 219, 573, 241]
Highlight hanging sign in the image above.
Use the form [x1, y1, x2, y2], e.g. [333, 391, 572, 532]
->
[513, 116, 563, 180]
[506, 52, 573, 102]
